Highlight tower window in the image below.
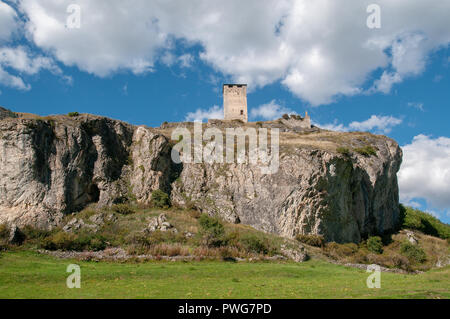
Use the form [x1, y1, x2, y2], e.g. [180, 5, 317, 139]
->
[240, 110, 244, 115]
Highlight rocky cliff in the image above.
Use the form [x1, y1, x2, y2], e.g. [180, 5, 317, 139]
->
[0, 109, 402, 242]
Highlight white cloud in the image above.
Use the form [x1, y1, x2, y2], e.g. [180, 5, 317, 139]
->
[178, 54, 194, 68]
[185, 105, 223, 122]
[0, 46, 67, 90]
[370, 71, 402, 94]
[407, 102, 424, 111]
[317, 115, 402, 134]
[0, 66, 29, 90]
[399, 135, 450, 212]
[161, 52, 176, 67]
[348, 115, 402, 133]
[250, 100, 295, 120]
[18, 0, 165, 77]
[11, 0, 450, 103]
[315, 119, 347, 132]
[0, 46, 60, 75]
[161, 52, 194, 68]
[0, 2, 18, 42]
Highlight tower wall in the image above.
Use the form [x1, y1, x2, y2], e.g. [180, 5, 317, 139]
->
[223, 84, 248, 122]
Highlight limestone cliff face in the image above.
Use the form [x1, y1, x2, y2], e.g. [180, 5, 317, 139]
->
[171, 138, 402, 243]
[0, 114, 176, 229]
[0, 111, 402, 242]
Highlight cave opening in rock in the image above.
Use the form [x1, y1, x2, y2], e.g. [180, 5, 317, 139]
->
[87, 183, 100, 203]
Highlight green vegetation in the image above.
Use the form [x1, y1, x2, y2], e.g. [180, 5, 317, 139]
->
[295, 234, 325, 247]
[400, 242, 427, 264]
[321, 229, 448, 272]
[0, 223, 8, 239]
[42, 231, 106, 252]
[67, 112, 80, 117]
[354, 145, 377, 157]
[400, 205, 450, 239]
[336, 147, 351, 157]
[151, 190, 170, 209]
[112, 204, 136, 215]
[239, 234, 273, 255]
[367, 236, 384, 254]
[0, 251, 449, 299]
[198, 214, 226, 247]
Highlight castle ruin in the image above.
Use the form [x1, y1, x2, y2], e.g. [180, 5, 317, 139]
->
[223, 84, 248, 122]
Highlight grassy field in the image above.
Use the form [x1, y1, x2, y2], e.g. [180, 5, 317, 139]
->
[0, 251, 448, 299]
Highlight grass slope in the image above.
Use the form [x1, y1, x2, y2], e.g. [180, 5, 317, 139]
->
[0, 251, 448, 299]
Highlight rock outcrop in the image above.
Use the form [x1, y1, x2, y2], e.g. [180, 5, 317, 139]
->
[171, 133, 402, 243]
[0, 110, 402, 243]
[0, 113, 178, 229]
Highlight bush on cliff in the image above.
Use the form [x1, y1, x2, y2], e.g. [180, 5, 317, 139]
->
[355, 146, 377, 157]
[152, 190, 170, 209]
[399, 205, 450, 239]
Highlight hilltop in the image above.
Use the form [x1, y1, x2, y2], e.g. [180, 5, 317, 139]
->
[0, 109, 401, 243]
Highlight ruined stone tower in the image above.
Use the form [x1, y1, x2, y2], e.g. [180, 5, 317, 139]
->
[223, 84, 248, 122]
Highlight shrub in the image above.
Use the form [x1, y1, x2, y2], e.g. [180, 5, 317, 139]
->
[219, 247, 237, 262]
[390, 254, 411, 270]
[42, 231, 106, 251]
[400, 205, 450, 239]
[336, 147, 351, 157]
[0, 224, 9, 240]
[355, 146, 377, 157]
[188, 210, 201, 219]
[281, 114, 290, 120]
[68, 112, 80, 117]
[295, 234, 325, 247]
[240, 234, 269, 254]
[325, 242, 358, 258]
[400, 242, 426, 264]
[151, 190, 170, 208]
[367, 236, 383, 254]
[198, 214, 225, 247]
[21, 225, 52, 242]
[112, 204, 135, 215]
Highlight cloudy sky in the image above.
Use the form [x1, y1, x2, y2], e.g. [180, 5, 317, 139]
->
[0, 0, 449, 222]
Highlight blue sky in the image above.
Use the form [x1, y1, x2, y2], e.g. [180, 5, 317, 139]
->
[1, 0, 449, 223]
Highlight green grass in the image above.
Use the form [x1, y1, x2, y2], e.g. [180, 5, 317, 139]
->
[354, 145, 377, 157]
[0, 251, 448, 299]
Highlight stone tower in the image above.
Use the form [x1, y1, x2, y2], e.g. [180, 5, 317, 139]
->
[223, 84, 248, 122]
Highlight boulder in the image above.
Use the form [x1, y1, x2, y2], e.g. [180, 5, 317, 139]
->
[280, 244, 308, 262]
[405, 230, 418, 244]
